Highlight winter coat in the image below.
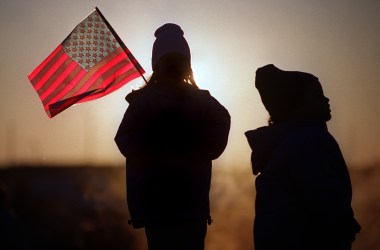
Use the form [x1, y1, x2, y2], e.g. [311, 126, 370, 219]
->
[245, 121, 360, 250]
[115, 83, 230, 227]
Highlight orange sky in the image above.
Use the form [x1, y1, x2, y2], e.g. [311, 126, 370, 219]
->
[1, 0, 379, 168]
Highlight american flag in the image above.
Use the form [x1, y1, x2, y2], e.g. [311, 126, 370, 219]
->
[28, 8, 145, 118]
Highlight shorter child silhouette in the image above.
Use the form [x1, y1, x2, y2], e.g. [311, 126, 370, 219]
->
[245, 64, 361, 250]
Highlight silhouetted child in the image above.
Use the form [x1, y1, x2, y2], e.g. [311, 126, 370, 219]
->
[115, 23, 230, 250]
[245, 64, 360, 250]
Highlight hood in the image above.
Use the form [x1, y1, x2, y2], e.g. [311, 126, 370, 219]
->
[245, 124, 292, 175]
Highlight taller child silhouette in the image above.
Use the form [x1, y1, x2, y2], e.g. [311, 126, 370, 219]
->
[115, 23, 230, 250]
[245, 64, 360, 250]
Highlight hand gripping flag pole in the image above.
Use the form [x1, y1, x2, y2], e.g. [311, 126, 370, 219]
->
[28, 7, 146, 118]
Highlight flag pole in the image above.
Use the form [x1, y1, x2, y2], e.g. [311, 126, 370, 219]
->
[95, 7, 148, 84]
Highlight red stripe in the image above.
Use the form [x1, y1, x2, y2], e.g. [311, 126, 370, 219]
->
[78, 58, 132, 94]
[39, 61, 78, 102]
[99, 71, 141, 98]
[41, 65, 82, 106]
[47, 90, 97, 118]
[114, 70, 141, 87]
[29, 48, 66, 86]
[28, 45, 63, 81]
[75, 51, 127, 95]
[33, 53, 70, 92]
[44, 69, 87, 111]
[111, 71, 141, 92]
[78, 68, 140, 103]
[115, 61, 134, 78]
[37, 58, 72, 96]
[96, 61, 135, 90]
[97, 61, 134, 90]
[74, 60, 135, 103]
[75, 59, 134, 103]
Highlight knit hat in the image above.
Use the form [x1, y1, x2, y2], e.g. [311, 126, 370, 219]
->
[151, 23, 191, 70]
[255, 64, 320, 123]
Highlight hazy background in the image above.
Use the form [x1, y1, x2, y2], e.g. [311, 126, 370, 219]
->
[1, 1, 380, 249]
[1, 0, 380, 168]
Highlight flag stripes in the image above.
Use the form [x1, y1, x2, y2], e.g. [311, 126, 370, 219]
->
[78, 65, 141, 103]
[29, 46, 140, 118]
[28, 45, 64, 83]
[39, 61, 79, 102]
[33, 50, 69, 92]
[48, 90, 98, 117]
[43, 70, 87, 115]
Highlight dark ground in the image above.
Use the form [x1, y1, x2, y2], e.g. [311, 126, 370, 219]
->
[0, 164, 378, 250]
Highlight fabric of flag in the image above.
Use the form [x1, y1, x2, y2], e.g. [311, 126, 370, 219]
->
[28, 9, 145, 118]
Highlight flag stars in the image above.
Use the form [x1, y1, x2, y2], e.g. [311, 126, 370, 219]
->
[63, 10, 124, 71]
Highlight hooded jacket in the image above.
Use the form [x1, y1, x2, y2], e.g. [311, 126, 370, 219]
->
[245, 121, 360, 250]
[115, 83, 230, 227]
